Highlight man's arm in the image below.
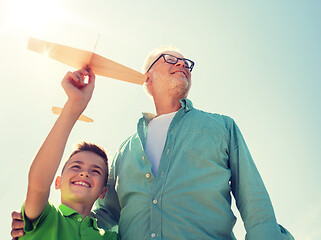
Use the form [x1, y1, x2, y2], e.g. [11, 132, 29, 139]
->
[228, 118, 294, 240]
[24, 67, 95, 221]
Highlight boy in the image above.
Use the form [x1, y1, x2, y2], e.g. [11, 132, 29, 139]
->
[19, 67, 119, 240]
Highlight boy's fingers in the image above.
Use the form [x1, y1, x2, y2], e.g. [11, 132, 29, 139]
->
[11, 211, 23, 220]
[64, 71, 77, 84]
[88, 67, 95, 80]
[78, 68, 89, 76]
[63, 68, 93, 89]
[73, 72, 84, 85]
[65, 71, 83, 87]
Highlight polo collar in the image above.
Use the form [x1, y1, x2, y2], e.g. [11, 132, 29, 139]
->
[58, 204, 78, 217]
[58, 204, 99, 230]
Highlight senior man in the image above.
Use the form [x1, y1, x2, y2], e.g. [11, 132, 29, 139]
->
[93, 46, 294, 240]
[12, 47, 294, 240]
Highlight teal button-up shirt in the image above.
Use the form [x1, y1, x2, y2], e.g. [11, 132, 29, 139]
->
[94, 99, 294, 240]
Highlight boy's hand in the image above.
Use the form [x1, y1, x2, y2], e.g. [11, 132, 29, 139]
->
[11, 211, 24, 239]
[61, 66, 96, 112]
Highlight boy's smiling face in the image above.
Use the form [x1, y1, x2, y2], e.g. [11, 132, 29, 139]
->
[55, 151, 108, 206]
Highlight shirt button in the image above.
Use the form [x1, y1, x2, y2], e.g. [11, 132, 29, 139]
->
[166, 149, 170, 154]
[77, 217, 82, 222]
[151, 233, 157, 238]
[142, 156, 145, 160]
[145, 173, 151, 179]
[153, 199, 157, 204]
[171, 130, 174, 134]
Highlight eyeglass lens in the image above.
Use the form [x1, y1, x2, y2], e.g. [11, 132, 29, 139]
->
[164, 54, 193, 70]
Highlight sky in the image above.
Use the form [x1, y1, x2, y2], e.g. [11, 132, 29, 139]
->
[0, 0, 320, 239]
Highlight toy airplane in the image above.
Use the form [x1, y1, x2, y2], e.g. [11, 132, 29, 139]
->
[28, 37, 146, 122]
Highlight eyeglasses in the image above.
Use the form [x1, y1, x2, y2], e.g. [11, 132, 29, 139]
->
[146, 54, 195, 73]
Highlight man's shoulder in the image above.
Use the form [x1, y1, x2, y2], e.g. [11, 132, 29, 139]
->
[191, 107, 235, 125]
[118, 132, 139, 147]
[113, 132, 140, 158]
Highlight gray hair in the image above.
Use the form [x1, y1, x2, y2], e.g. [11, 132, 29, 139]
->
[142, 46, 181, 73]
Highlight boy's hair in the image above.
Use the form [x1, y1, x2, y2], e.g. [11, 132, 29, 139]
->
[61, 142, 109, 186]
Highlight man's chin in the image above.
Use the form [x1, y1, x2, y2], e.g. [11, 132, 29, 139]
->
[170, 80, 190, 98]
[171, 76, 189, 87]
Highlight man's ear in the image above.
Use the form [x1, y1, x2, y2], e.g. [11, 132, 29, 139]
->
[99, 186, 108, 199]
[144, 72, 152, 84]
[144, 72, 153, 95]
[55, 176, 61, 190]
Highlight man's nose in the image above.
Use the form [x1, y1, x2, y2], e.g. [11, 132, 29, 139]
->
[175, 59, 187, 68]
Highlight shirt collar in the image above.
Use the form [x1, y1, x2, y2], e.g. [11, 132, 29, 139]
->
[92, 218, 100, 230]
[142, 98, 194, 122]
[58, 204, 78, 217]
[179, 98, 193, 112]
[58, 204, 100, 230]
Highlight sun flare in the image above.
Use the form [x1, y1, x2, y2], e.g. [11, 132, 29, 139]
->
[5, 0, 63, 35]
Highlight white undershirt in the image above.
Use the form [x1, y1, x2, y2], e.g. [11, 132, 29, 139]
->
[145, 111, 177, 176]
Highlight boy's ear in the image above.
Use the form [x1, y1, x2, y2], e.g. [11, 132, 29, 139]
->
[98, 187, 108, 199]
[55, 176, 62, 190]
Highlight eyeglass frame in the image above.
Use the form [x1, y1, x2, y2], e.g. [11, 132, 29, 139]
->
[146, 53, 195, 73]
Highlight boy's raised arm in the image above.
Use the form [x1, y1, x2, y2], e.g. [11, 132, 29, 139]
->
[24, 67, 95, 221]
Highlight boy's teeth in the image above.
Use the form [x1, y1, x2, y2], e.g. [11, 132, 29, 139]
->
[74, 181, 90, 187]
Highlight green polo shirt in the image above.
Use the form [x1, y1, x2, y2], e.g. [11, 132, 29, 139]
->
[20, 202, 119, 240]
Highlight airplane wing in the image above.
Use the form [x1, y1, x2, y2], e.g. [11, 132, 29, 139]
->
[28, 37, 146, 85]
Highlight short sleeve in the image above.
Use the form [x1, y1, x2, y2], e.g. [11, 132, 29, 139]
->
[21, 202, 52, 232]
